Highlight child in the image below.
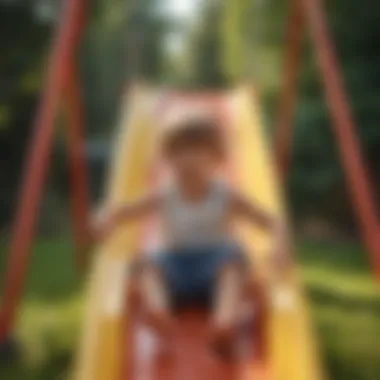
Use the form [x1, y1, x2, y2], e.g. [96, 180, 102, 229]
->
[93, 114, 287, 352]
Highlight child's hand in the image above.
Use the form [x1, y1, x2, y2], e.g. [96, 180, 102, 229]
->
[271, 225, 292, 278]
[272, 246, 291, 276]
[88, 195, 157, 243]
[90, 207, 115, 242]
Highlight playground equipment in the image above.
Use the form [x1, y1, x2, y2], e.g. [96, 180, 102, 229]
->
[0, 0, 379, 378]
[71, 85, 322, 380]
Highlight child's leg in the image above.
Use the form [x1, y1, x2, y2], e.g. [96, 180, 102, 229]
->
[139, 265, 172, 335]
[212, 262, 243, 332]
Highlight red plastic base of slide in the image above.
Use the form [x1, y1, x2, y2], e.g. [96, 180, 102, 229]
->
[124, 309, 268, 380]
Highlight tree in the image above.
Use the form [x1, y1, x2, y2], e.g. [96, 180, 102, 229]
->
[80, 0, 169, 134]
[185, 0, 227, 88]
[263, 0, 380, 231]
[0, 1, 52, 228]
[221, 0, 259, 83]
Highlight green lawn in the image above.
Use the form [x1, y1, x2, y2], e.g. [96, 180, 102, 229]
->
[0, 239, 83, 380]
[298, 241, 380, 380]
[1, 238, 380, 379]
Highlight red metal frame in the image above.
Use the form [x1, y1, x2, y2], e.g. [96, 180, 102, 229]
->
[275, 0, 380, 276]
[274, 0, 303, 177]
[65, 65, 90, 272]
[1, 0, 379, 352]
[0, 0, 88, 341]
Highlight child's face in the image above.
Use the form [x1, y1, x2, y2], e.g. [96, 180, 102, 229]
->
[167, 145, 220, 185]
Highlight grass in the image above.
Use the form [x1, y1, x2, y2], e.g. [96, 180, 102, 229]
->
[298, 241, 380, 380]
[0, 238, 379, 379]
[0, 239, 83, 380]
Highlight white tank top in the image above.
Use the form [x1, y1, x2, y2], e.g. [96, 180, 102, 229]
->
[161, 180, 230, 248]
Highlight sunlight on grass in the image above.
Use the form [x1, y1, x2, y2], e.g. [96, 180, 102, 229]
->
[16, 296, 83, 368]
[0, 238, 83, 380]
[298, 241, 380, 380]
[298, 240, 379, 298]
[302, 267, 379, 299]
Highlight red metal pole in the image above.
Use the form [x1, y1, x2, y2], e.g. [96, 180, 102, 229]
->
[300, 0, 380, 277]
[65, 66, 90, 273]
[274, 0, 303, 178]
[0, 0, 87, 341]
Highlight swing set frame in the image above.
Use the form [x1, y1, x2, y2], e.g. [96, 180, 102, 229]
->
[1, 0, 379, 347]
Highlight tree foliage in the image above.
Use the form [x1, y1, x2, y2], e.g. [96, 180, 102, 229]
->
[220, 0, 257, 82]
[189, 0, 380, 232]
[2, 0, 380, 235]
[0, 1, 52, 228]
[288, 0, 380, 228]
[182, 0, 227, 88]
[0, 0, 169, 229]
[81, 0, 168, 134]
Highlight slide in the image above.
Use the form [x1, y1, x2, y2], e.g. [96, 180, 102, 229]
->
[73, 86, 324, 380]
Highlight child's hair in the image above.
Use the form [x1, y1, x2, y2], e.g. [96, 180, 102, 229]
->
[162, 115, 226, 160]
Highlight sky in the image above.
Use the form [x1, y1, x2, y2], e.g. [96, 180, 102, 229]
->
[165, 0, 199, 20]
[164, 0, 200, 55]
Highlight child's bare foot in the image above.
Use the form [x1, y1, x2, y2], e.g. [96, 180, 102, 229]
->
[209, 323, 237, 360]
[145, 310, 174, 338]
[144, 310, 175, 361]
[156, 338, 175, 364]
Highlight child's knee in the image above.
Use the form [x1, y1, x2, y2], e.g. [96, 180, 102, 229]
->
[219, 261, 242, 277]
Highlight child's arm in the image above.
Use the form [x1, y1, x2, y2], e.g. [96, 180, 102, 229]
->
[230, 191, 289, 268]
[92, 192, 160, 241]
[231, 191, 275, 229]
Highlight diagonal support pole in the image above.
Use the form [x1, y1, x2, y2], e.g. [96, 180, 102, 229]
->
[300, 0, 380, 277]
[65, 65, 90, 273]
[274, 0, 303, 178]
[0, 0, 87, 341]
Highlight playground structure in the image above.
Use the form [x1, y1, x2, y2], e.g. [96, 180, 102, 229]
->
[0, 0, 379, 379]
[71, 86, 323, 379]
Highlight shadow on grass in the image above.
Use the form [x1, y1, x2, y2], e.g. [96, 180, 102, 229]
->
[0, 239, 82, 302]
[297, 240, 371, 274]
[2, 349, 72, 380]
[307, 285, 380, 311]
[0, 238, 83, 379]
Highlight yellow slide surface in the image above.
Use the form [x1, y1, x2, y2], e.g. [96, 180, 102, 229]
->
[74, 86, 161, 380]
[74, 86, 324, 380]
[231, 87, 324, 380]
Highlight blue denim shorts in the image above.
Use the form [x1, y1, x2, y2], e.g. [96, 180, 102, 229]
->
[151, 242, 245, 308]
